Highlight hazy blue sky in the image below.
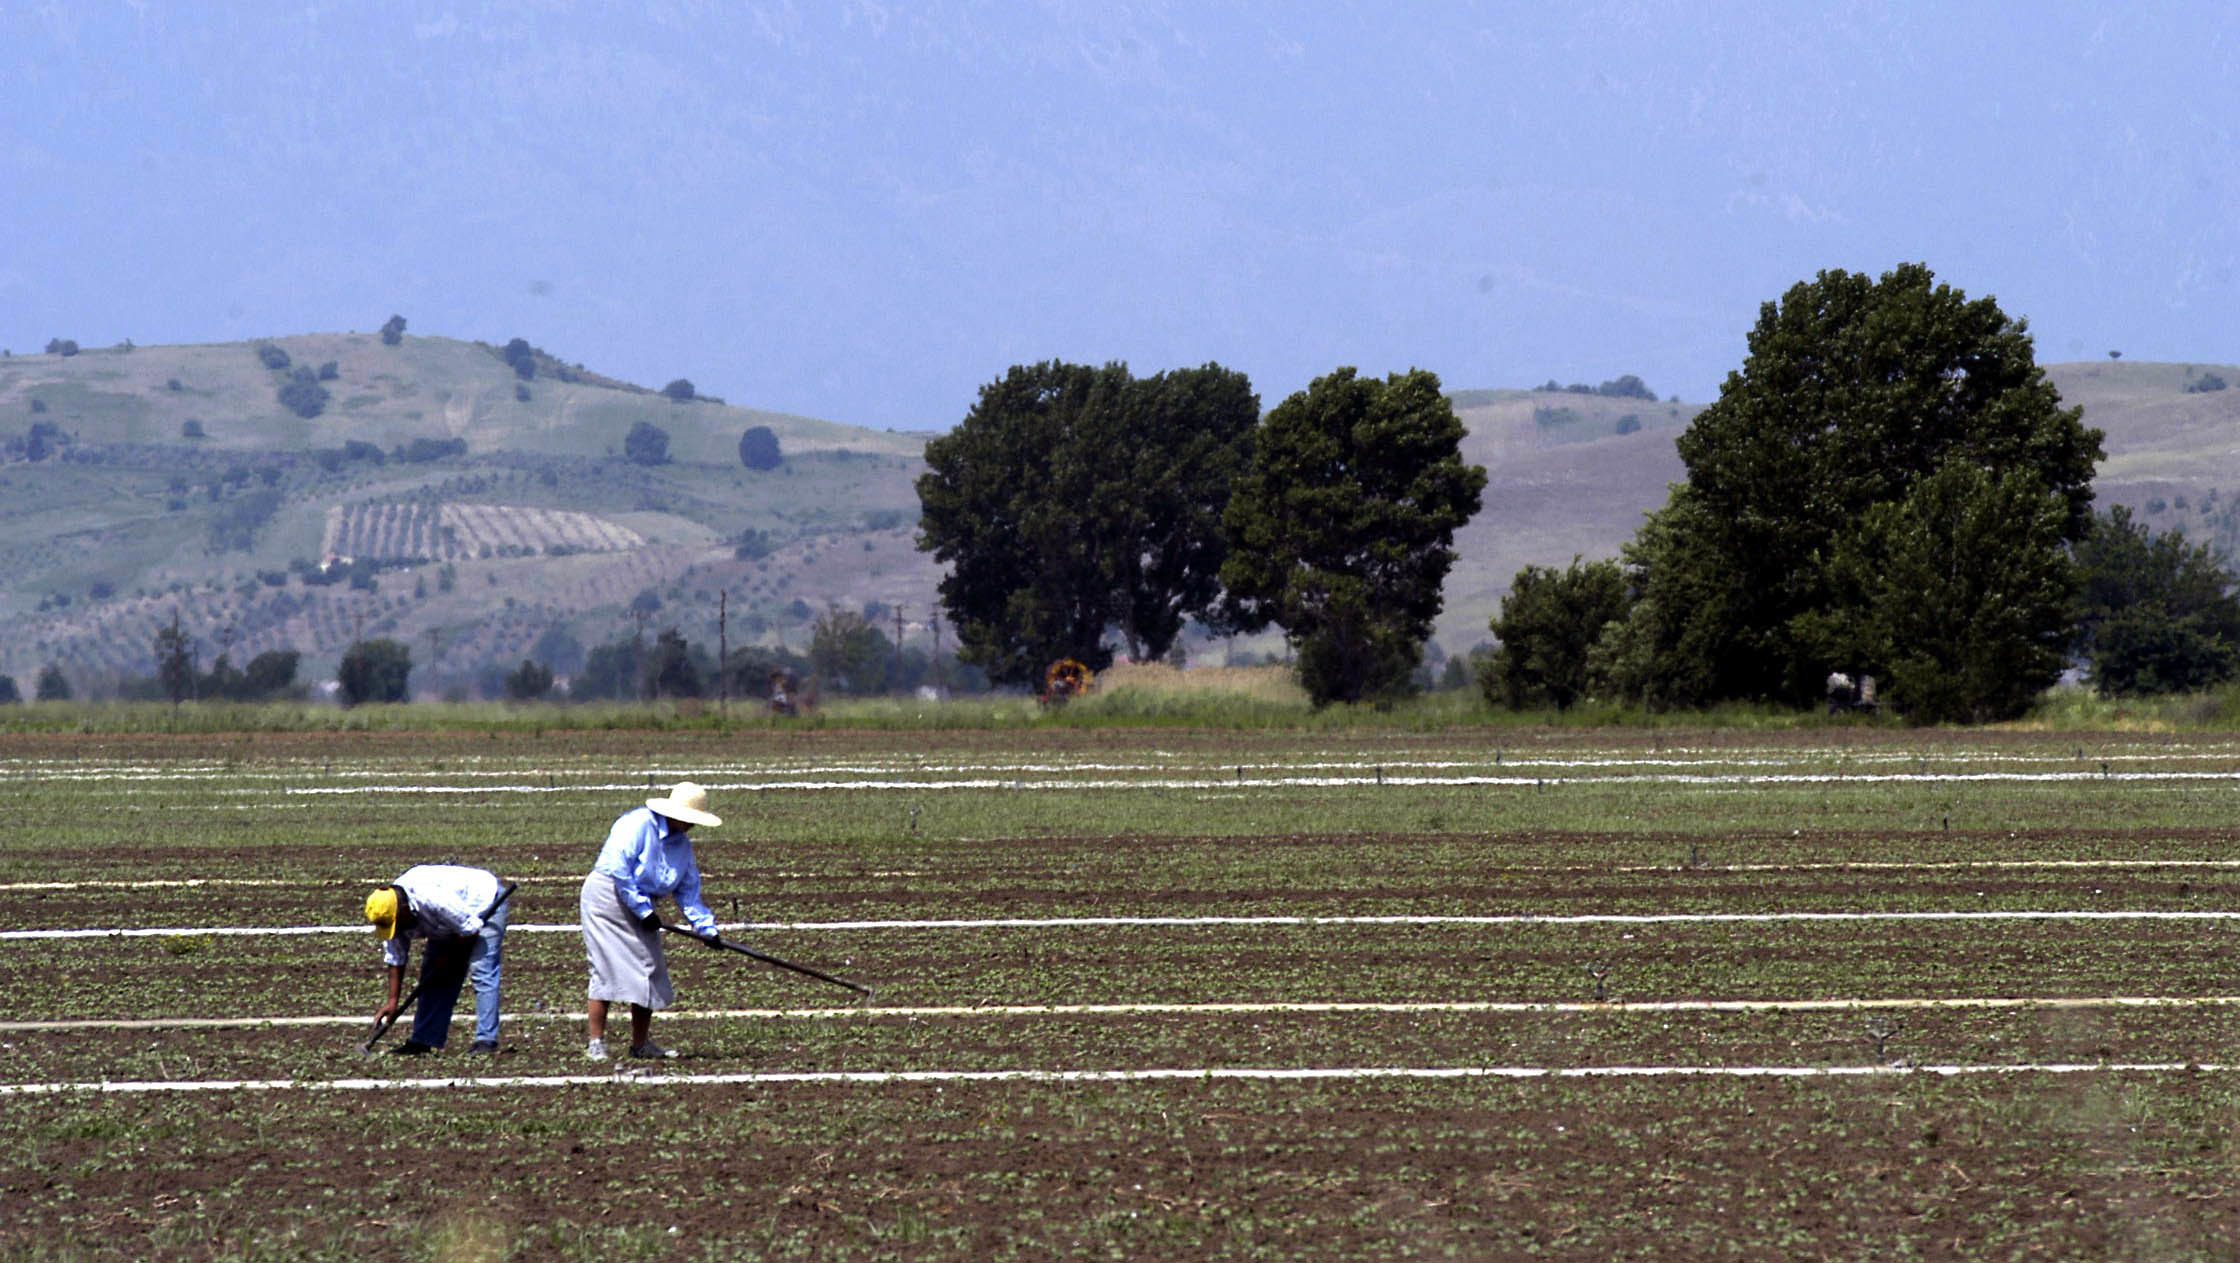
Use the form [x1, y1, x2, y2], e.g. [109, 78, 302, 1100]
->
[5, 1, 2235, 428]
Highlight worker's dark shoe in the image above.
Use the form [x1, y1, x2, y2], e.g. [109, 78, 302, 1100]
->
[388, 1040, 437, 1057]
[628, 1041, 679, 1060]
[467, 1040, 501, 1055]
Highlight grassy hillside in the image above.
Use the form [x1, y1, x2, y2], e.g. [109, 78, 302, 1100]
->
[1, 339, 2231, 695]
[0, 334, 930, 692]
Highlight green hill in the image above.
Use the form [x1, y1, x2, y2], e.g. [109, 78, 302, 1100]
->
[2, 339, 2232, 695]
[0, 334, 930, 693]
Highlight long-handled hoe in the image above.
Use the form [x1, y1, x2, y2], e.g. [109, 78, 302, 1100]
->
[659, 923, 875, 1000]
[362, 882, 519, 1055]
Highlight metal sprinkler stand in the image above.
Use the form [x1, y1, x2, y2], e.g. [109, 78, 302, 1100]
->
[1866, 1016, 1903, 1062]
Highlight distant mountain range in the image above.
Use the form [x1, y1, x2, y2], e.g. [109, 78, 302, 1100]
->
[0, 335, 2232, 693]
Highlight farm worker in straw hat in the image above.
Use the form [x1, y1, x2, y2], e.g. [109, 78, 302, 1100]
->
[580, 780, 726, 1060]
[364, 863, 512, 1056]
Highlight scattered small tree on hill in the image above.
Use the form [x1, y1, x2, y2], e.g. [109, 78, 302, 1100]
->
[739, 425, 783, 471]
[45, 338, 79, 357]
[317, 360, 339, 381]
[0, 675, 18, 704]
[181, 419, 206, 440]
[337, 639, 413, 705]
[663, 378, 696, 402]
[503, 338, 536, 380]
[256, 344, 291, 371]
[624, 420, 671, 465]
[2185, 373, 2228, 394]
[380, 315, 407, 346]
[278, 370, 329, 419]
[34, 664, 70, 702]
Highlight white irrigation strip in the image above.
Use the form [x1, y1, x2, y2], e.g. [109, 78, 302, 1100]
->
[4, 859, 2235, 895]
[12, 747, 2239, 781]
[9, 993, 2240, 1034]
[222, 767, 2240, 797]
[12, 908, 2240, 941]
[0, 871, 926, 893]
[4, 1061, 2233, 1096]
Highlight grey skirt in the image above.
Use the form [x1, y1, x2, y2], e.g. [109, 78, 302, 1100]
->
[580, 872, 673, 1009]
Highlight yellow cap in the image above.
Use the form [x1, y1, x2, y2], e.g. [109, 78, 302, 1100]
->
[365, 887, 401, 939]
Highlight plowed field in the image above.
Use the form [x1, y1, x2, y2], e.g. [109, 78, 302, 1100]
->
[3, 727, 2239, 1259]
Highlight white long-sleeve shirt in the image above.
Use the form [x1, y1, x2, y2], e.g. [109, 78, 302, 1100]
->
[382, 864, 503, 967]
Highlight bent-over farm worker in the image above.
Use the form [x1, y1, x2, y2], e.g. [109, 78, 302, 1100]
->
[364, 863, 511, 1056]
[580, 780, 726, 1060]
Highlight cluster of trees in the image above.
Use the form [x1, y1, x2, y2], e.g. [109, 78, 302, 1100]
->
[118, 615, 307, 705]
[918, 360, 1483, 704]
[0, 665, 76, 702]
[1484, 263, 2240, 722]
[554, 607, 972, 706]
[1535, 374, 1657, 400]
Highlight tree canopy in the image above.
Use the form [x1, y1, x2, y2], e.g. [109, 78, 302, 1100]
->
[623, 420, 671, 466]
[2073, 505, 2240, 696]
[810, 605, 891, 694]
[1606, 262, 2103, 711]
[34, 664, 70, 702]
[1484, 557, 1629, 710]
[738, 425, 783, 471]
[1221, 367, 1486, 706]
[916, 360, 1257, 685]
[337, 639, 412, 706]
[1799, 462, 2078, 724]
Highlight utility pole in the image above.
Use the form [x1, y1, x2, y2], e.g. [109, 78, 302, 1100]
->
[718, 589, 729, 715]
[930, 608, 943, 694]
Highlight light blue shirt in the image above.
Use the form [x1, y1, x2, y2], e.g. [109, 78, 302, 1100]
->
[591, 806, 716, 934]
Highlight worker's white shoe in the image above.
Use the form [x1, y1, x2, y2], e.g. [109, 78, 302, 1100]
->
[584, 1038, 609, 1062]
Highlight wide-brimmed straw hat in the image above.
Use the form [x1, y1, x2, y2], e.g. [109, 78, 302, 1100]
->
[365, 887, 403, 939]
[646, 781, 722, 828]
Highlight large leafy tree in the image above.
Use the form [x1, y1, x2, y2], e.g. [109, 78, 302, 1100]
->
[2073, 505, 2240, 696]
[916, 360, 1256, 685]
[1613, 262, 2103, 708]
[1799, 463, 2077, 723]
[337, 639, 413, 706]
[1221, 367, 1487, 705]
[641, 628, 704, 699]
[1484, 557, 1630, 709]
[810, 605, 891, 694]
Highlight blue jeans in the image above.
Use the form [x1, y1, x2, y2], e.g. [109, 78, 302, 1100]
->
[408, 901, 507, 1048]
